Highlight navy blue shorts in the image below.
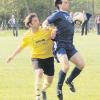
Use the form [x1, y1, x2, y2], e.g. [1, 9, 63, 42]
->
[55, 47, 78, 62]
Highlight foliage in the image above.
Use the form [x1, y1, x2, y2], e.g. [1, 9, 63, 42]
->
[0, 0, 99, 29]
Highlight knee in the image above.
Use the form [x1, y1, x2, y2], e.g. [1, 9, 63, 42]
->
[35, 69, 43, 78]
[61, 62, 70, 73]
[78, 62, 85, 70]
[62, 65, 70, 73]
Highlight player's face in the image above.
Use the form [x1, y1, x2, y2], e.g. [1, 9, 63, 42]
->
[62, 0, 69, 11]
[31, 17, 40, 28]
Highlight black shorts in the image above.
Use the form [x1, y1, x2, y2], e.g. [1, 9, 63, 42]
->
[31, 57, 54, 76]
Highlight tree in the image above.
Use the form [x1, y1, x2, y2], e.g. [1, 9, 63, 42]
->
[0, 0, 100, 29]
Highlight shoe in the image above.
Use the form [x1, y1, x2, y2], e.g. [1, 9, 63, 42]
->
[42, 91, 47, 100]
[65, 79, 76, 92]
[57, 89, 63, 100]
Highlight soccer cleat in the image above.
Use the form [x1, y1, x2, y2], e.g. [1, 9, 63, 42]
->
[65, 79, 76, 92]
[41, 91, 47, 100]
[57, 89, 63, 100]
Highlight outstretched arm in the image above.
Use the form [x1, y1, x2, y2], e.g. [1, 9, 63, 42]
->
[6, 45, 22, 63]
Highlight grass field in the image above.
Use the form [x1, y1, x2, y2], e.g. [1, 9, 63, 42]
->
[0, 30, 100, 100]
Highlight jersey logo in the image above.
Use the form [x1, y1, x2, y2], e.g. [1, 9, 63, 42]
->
[64, 14, 73, 23]
[35, 39, 45, 43]
[33, 39, 46, 48]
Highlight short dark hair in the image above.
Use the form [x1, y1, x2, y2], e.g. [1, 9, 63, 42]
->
[54, 0, 62, 9]
[24, 13, 37, 28]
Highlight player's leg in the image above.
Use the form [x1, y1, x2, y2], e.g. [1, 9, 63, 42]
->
[98, 23, 100, 35]
[42, 75, 54, 100]
[15, 27, 18, 37]
[66, 52, 85, 92]
[85, 21, 88, 35]
[56, 48, 70, 99]
[41, 57, 54, 100]
[35, 69, 43, 100]
[32, 59, 43, 100]
[97, 24, 99, 35]
[12, 27, 15, 36]
[81, 22, 85, 35]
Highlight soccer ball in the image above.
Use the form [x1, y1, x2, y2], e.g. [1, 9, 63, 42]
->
[73, 12, 86, 24]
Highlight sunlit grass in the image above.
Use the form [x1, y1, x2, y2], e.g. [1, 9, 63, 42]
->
[0, 30, 100, 100]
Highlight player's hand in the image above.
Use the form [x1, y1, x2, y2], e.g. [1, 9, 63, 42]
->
[42, 19, 49, 29]
[51, 28, 57, 39]
[6, 56, 13, 63]
[42, 25, 49, 30]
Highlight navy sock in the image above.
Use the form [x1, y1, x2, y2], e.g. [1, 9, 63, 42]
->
[67, 67, 82, 83]
[57, 70, 66, 90]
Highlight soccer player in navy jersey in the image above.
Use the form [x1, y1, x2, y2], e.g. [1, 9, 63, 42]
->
[42, 0, 85, 100]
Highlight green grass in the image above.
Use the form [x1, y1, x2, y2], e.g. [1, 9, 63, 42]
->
[0, 30, 100, 100]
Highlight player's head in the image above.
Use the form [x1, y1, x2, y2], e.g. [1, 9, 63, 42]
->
[24, 13, 40, 28]
[54, 0, 69, 11]
[54, 0, 62, 9]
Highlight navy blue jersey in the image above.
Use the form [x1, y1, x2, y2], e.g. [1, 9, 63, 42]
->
[48, 11, 74, 49]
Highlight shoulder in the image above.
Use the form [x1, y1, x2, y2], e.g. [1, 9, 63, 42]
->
[51, 10, 61, 16]
[41, 27, 54, 35]
[22, 29, 32, 39]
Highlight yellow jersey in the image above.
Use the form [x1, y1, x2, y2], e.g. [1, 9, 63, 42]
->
[20, 27, 53, 59]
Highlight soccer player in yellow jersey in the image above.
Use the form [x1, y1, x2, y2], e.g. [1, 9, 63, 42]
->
[7, 13, 56, 100]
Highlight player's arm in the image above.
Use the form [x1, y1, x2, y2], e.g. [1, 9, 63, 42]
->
[42, 12, 59, 28]
[7, 33, 28, 63]
[42, 19, 49, 28]
[51, 28, 57, 40]
[46, 26, 57, 40]
[6, 45, 22, 63]
[42, 12, 59, 39]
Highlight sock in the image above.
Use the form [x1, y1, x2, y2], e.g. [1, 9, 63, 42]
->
[35, 76, 42, 97]
[42, 77, 51, 92]
[67, 67, 82, 83]
[57, 70, 66, 90]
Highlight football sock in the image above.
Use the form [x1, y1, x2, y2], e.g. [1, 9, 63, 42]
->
[67, 67, 82, 83]
[57, 70, 66, 90]
[35, 76, 42, 97]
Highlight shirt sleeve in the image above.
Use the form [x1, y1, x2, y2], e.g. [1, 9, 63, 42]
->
[48, 12, 59, 24]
